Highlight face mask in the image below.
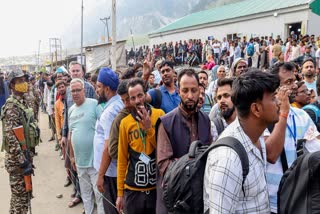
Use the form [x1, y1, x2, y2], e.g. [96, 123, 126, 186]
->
[15, 82, 28, 93]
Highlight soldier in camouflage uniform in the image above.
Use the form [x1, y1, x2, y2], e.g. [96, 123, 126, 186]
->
[24, 81, 36, 116]
[23, 76, 41, 122]
[30, 76, 41, 121]
[1, 69, 37, 214]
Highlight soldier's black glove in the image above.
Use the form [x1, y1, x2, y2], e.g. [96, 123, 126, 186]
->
[23, 162, 34, 176]
[23, 150, 32, 161]
[20, 159, 30, 168]
[20, 160, 34, 176]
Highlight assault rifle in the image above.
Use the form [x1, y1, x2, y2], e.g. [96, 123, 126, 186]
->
[13, 125, 33, 214]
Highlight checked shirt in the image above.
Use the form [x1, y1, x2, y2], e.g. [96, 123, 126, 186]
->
[203, 118, 270, 213]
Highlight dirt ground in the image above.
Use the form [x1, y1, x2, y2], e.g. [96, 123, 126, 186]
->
[0, 112, 84, 214]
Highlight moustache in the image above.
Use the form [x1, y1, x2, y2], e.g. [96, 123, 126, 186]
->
[220, 104, 228, 109]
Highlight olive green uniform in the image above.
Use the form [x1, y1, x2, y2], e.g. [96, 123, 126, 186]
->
[24, 83, 40, 121]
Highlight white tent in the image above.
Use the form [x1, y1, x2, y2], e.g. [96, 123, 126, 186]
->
[84, 40, 126, 73]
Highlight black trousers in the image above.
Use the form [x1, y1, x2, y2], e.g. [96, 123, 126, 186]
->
[248, 57, 252, 67]
[124, 189, 156, 214]
[103, 176, 117, 214]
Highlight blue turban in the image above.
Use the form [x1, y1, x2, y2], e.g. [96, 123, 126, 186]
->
[97, 67, 119, 91]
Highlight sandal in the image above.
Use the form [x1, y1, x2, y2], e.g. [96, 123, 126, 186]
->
[68, 197, 82, 208]
[70, 191, 76, 198]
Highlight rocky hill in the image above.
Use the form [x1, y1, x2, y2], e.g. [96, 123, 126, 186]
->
[62, 0, 244, 48]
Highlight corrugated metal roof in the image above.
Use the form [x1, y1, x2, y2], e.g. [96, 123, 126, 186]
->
[310, 0, 320, 15]
[151, 0, 312, 34]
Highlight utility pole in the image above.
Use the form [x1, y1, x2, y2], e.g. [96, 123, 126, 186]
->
[100, 18, 106, 42]
[35, 51, 37, 69]
[59, 38, 62, 63]
[37, 40, 41, 70]
[111, 0, 117, 70]
[49, 39, 52, 71]
[100, 16, 111, 42]
[49, 38, 61, 71]
[54, 39, 58, 67]
[66, 49, 69, 70]
[130, 29, 135, 50]
[80, 0, 84, 65]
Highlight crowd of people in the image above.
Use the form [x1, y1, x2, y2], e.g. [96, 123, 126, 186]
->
[1, 32, 320, 214]
[127, 32, 320, 72]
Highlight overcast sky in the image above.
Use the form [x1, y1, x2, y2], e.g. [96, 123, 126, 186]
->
[0, 0, 107, 58]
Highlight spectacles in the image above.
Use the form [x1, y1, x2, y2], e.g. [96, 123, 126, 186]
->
[71, 88, 83, 94]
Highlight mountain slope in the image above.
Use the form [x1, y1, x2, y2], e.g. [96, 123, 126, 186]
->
[62, 0, 220, 48]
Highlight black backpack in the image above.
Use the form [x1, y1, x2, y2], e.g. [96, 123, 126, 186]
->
[162, 137, 249, 214]
[153, 88, 162, 109]
[277, 151, 320, 214]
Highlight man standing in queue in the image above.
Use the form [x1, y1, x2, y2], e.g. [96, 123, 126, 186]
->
[156, 69, 212, 213]
[116, 78, 165, 214]
[1, 69, 39, 214]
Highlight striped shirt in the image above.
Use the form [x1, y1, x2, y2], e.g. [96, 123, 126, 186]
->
[50, 86, 57, 111]
[265, 107, 320, 213]
[204, 118, 270, 213]
[201, 93, 213, 115]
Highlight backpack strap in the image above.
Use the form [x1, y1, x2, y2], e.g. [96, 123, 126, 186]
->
[213, 117, 225, 136]
[155, 118, 162, 144]
[205, 94, 213, 107]
[280, 149, 288, 172]
[153, 89, 162, 109]
[302, 104, 320, 123]
[268, 123, 288, 173]
[207, 137, 249, 196]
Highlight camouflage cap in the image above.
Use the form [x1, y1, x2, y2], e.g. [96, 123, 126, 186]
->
[7, 69, 25, 84]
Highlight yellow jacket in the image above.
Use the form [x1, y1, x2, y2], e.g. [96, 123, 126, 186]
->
[54, 98, 64, 140]
[117, 107, 164, 197]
